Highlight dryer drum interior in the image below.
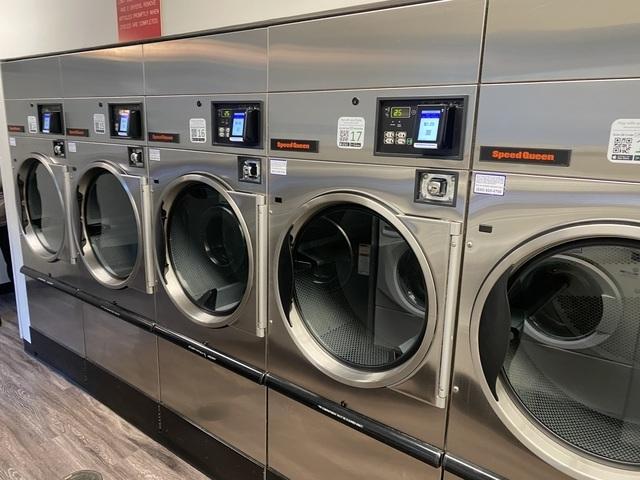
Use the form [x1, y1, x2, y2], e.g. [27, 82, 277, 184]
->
[165, 182, 249, 315]
[21, 158, 65, 255]
[82, 169, 138, 279]
[490, 240, 640, 465]
[289, 204, 428, 371]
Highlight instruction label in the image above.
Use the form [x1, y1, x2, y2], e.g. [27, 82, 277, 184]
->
[67, 142, 77, 153]
[474, 173, 506, 196]
[93, 113, 106, 135]
[270, 159, 287, 176]
[9, 137, 16, 147]
[189, 118, 206, 143]
[607, 119, 640, 163]
[149, 149, 161, 162]
[337, 117, 365, 149]
[27, 116, 37, 133]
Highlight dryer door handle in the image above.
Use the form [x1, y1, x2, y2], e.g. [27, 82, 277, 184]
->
[479, 267, 513, 400]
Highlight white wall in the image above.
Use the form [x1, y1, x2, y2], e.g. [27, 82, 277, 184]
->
[0, 0, 406, 60]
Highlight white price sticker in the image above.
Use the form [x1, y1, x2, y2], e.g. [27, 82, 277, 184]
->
[9, 137, 16, 147]
[270, 159, 287, 176]
[93, 113, 106, 135]
[607, 119, 640, 163]
[149, 149, 161, 162]
[474, 173, 506, 196]
[189, 118, 207, 143]
[27, 116, 37, 133]
[337, 117, 365, 149]
[68, 142, 77, 153]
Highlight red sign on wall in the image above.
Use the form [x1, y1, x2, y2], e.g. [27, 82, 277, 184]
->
[117, 0, 162, 42]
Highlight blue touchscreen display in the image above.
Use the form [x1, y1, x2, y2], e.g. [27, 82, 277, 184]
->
[416, 110, 441, 143]
[118, 109, 130, 136]
[42, 112, 51, 133]
[232, 112, 246, 138]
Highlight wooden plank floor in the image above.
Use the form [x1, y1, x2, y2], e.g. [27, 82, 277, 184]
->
[0, 293, 210, 480]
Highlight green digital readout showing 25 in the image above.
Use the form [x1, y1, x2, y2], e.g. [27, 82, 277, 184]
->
[221, 110, 232, 117]
[390, 107, 411, 118]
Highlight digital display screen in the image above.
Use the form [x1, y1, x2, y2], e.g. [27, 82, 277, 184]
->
[417, 110, 441, 143]
[42, 112, 51, 133]
[232, 112, 246, 138]
[390, 107, 411, 119]
[118, 109, 130, 136]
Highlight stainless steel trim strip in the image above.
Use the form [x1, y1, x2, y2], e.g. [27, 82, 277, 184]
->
[443, 454, 507, 480]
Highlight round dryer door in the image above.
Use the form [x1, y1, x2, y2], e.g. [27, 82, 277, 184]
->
[160, 176, 251, 326]
[19, 157, 66, 260]
[78, 167, 140, 286]
[278, 195, 437, 388]
[476, 229, 640, 475]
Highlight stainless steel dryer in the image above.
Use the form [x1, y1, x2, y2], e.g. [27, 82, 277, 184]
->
[149, 147, 267, 467]
[446, 64, 640, 480]
[266, 83, 476, 479]
[142, 28, 269, 472]
[65, 140, 158, 400]
[10, 134, 84, 355]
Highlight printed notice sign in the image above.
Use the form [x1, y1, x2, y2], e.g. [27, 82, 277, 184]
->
[337, 117, 365, 149]
[117, 0, 161, 42]
[474, 173, 506, 196]
[607, 119, 640, 163]
[270, 159, 287, 176]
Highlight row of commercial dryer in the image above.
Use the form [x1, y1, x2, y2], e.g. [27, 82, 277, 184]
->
[4, 1, 640, 479]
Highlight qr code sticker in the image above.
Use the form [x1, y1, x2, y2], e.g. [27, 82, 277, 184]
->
[612, 136, 633, 154]
[336, 117, 365, 149]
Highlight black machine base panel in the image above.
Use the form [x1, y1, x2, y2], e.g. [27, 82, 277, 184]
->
[158, 405, 264, 480]
[29, 328, 87, 387]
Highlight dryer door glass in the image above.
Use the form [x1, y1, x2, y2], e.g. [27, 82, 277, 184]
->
[166, 183, 249, 315]
[291, 205, 427, 370]
[84, 171, 138, 279]
[24, 161, 65, 254]
[501, 241, 640, 465]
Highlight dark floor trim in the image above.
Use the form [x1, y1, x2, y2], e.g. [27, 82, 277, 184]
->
[158, 406, 264, 480]
[443, 454, 507, 480]
[29, 328, 87, 387]
[21, 266, 446, 471]
[266, 467, 289, 480]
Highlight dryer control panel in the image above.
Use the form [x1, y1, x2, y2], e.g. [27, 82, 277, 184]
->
[375, 98, 465, 159]
[109, 103, 143, 140]
[212, 102, 261, 148]
[38, 104, 63, 135]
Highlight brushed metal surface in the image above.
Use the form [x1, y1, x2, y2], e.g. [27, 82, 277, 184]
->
[158, 339, 266, 464]
[60, 46, 144, 98]
[483, 0, 640, 83]
[267, 158, 465, 445]
[268, 389, 440, 480]
[2, 57, 62, 100]
[474, 80, 640, 181]
[448, 173, 640, 480]
[84, 302, 159, 400]
[268, 0, 485, 91]
[149, 148, 266, 369]
[5, 99, 66, 139]
[143, 29, 268, 95]
[64, 97, 146, 146]
[26, 277, 85, 356]
[268, 86, 476, 170]
[144, 94, 267, 156]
